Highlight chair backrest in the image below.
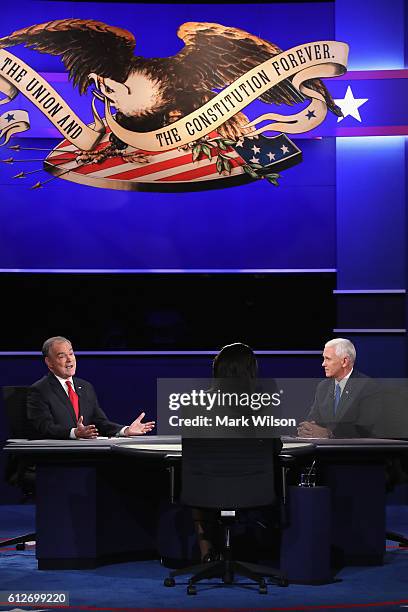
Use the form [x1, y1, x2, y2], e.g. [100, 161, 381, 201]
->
[2, 386, 32, 439]
[181, 438, 279, 510]
[2, 386, 35, 494]
[372, 384, 408, 439]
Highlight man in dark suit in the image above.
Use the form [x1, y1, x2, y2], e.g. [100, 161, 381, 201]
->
[27, 336, 155, 439]
[297, 338, 381, 439]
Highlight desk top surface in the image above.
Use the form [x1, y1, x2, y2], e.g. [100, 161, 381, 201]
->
[5, 436, 408, 458]
[4, 436, 313, 457]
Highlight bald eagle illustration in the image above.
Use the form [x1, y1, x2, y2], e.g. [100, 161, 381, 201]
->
[0, 19, 342, 158]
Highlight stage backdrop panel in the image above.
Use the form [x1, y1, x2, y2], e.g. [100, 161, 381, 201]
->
[0, 1, 336, 271]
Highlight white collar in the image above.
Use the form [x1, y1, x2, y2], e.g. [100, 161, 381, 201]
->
[53, 374, 74, 390]
[335, 367, 353, 389]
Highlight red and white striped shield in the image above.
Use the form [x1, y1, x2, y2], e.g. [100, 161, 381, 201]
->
[44, 126, 250, 192]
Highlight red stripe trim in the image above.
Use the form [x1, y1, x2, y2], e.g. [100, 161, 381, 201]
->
[159, 159, 240, 183]
[49, 141, 112, 164]
[105, 151, 199, 180]
[56, 139, 71, 150]
[335, 125, 408, 136]
[60, 145, 166, 175]
[159, 162, 218, 182]
[51, 131, 230, 177]
[101, 147, 241, 182]
[49, 144, 169, 170]
[72, 156, 128, 175]
[337, 69, 408, 80]
[47, 154, 77, 165]
[159, 156, 242, 182]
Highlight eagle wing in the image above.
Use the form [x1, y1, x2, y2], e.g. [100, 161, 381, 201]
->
[176, 22, 341, 115]
[176, 22, 303, 106]
[0, 19, 136, 94]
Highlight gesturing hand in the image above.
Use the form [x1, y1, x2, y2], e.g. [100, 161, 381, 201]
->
[74, 415, 99, 439]
[125, 412, 156, 436]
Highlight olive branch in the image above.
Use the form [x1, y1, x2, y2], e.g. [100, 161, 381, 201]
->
[189, 136, 236, 175]
[242, 162, 280, 186]
[187, 136, 281, 186]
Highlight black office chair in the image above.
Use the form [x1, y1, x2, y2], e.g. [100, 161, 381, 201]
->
[374, 384, 408, 548]
[164, 438, 288, 595]
[0, 386, 36, 549]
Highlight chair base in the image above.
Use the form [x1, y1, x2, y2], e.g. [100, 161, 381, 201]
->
[0, 532, 36, 549]
[164, 558, 288, 594]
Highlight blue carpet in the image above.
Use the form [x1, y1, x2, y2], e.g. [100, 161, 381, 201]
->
[1, 505, 408, 611]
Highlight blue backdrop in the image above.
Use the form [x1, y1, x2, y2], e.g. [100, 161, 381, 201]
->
[0, 1, 336, 271]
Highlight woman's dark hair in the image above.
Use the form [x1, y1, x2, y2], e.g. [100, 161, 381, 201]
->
[213, 342, 257, 380]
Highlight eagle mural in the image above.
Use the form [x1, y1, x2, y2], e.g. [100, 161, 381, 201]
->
[0, 19, 342, 165]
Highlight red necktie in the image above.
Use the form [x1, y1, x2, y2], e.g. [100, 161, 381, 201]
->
[66, 380, 79, 420]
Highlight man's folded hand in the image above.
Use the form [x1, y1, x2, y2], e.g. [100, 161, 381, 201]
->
[297, 420, 331, 439]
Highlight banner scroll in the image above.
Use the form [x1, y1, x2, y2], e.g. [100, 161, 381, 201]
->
[0, 40, 348, 152]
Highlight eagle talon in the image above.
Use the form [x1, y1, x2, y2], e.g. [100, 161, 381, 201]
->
[75, 145, 117, 164]
[75, 145, 150, 165]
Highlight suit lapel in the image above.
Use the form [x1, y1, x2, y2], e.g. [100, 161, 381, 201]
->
[48, 373, 77, 425]
[320, 380, 335, 421]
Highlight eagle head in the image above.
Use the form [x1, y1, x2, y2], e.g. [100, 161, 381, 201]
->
[88, 71, 167, 118]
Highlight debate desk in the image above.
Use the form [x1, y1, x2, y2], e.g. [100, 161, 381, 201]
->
[4, 436, 408, 582]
